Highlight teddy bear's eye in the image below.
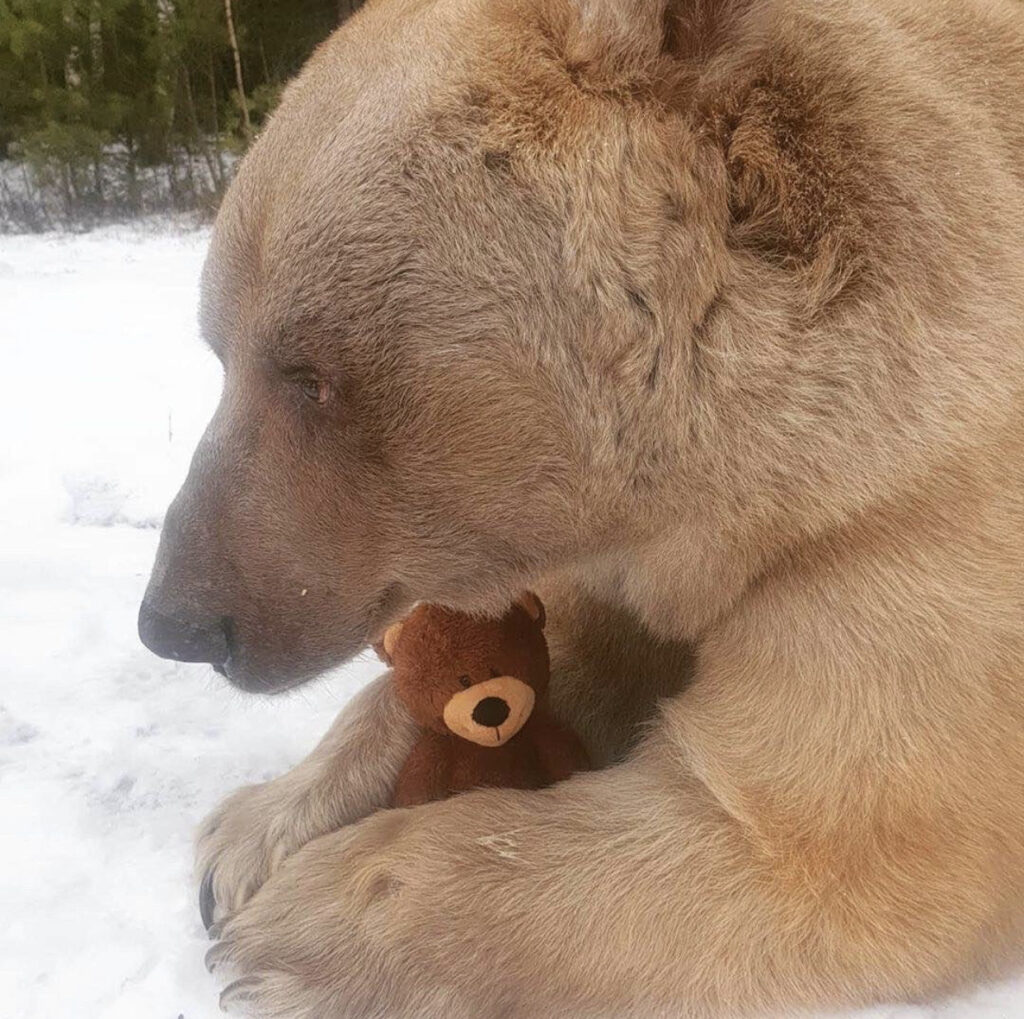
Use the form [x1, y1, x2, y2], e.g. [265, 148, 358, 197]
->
[459, 675, 471, 688]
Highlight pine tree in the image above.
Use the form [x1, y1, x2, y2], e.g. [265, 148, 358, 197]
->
[0, 0, 362, 229]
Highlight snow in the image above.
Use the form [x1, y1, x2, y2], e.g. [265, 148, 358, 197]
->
[0, 225, 380, 1019]
[0, 226, 1020, 1019]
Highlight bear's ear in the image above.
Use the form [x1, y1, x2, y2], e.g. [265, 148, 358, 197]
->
[515, 591, 546, 629]
[566, 0, 748, 76]
[567, 0, 669, 74]
[373, 620, 404, 666]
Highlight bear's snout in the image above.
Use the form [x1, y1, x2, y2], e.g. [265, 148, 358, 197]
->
[443, 675, 535, 747]
[138, 599, 231, 668]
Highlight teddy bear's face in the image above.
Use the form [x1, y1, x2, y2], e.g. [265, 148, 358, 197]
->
[381, 597, 549, 746]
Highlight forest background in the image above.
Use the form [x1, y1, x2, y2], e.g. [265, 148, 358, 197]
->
[0, 0, 365, 230]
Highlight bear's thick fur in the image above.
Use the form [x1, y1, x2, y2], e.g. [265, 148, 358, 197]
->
[144, 0, 1024, 1016]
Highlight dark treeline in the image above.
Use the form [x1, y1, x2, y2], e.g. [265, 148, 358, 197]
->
[0, 0, 366, 230]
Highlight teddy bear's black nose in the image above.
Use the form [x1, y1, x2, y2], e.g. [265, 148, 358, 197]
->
[472, 696, 510, 727]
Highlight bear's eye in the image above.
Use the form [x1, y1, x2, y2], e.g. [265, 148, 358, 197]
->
[458, 675, 471, 688]
[299, 377, 330, 405]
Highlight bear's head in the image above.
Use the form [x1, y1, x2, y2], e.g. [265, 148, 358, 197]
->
[376, 593, 549, 747]
[138, 0, 743, 693]
[139, 0, 931, 693]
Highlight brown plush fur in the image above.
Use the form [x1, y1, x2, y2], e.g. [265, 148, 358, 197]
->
[144, 0, 1024, 1016]
[381, 601, 588, 807]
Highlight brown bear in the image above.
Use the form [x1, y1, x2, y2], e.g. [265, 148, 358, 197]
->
[145, 0, 1024, 1017]
[376, 594, 589, 806]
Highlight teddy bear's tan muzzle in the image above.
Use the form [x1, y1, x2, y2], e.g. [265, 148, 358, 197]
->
[442, 675, 536, 747]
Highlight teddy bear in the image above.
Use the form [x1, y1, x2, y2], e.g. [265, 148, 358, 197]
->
[374, 593, 590, 807]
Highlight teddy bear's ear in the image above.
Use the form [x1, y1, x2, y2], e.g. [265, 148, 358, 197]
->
[515, 592, 546, 629]
[373, 620, 404, 665]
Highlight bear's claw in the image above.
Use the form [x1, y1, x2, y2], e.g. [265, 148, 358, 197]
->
[200, 867, 217, 930]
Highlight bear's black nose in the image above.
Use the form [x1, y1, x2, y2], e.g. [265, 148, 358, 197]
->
[472, 696, 510, 727]
[138, 600, 230, 666]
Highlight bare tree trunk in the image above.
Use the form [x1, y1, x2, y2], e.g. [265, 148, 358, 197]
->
[89, 0, 103, 79]
[259, 39, 270, 85]
[183, 67, 217, 198]
[156, 0, 177, 164]
[63, 1, 82, 89]
[209, 52, 226, 189]
[223, 0, 251, 141]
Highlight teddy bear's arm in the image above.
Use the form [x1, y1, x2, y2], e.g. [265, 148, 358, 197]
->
[392, 733, 453, 808]
[531, 712, 591, 784]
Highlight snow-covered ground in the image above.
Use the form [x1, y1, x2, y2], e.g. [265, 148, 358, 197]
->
[0, 227, 1021, 1019]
